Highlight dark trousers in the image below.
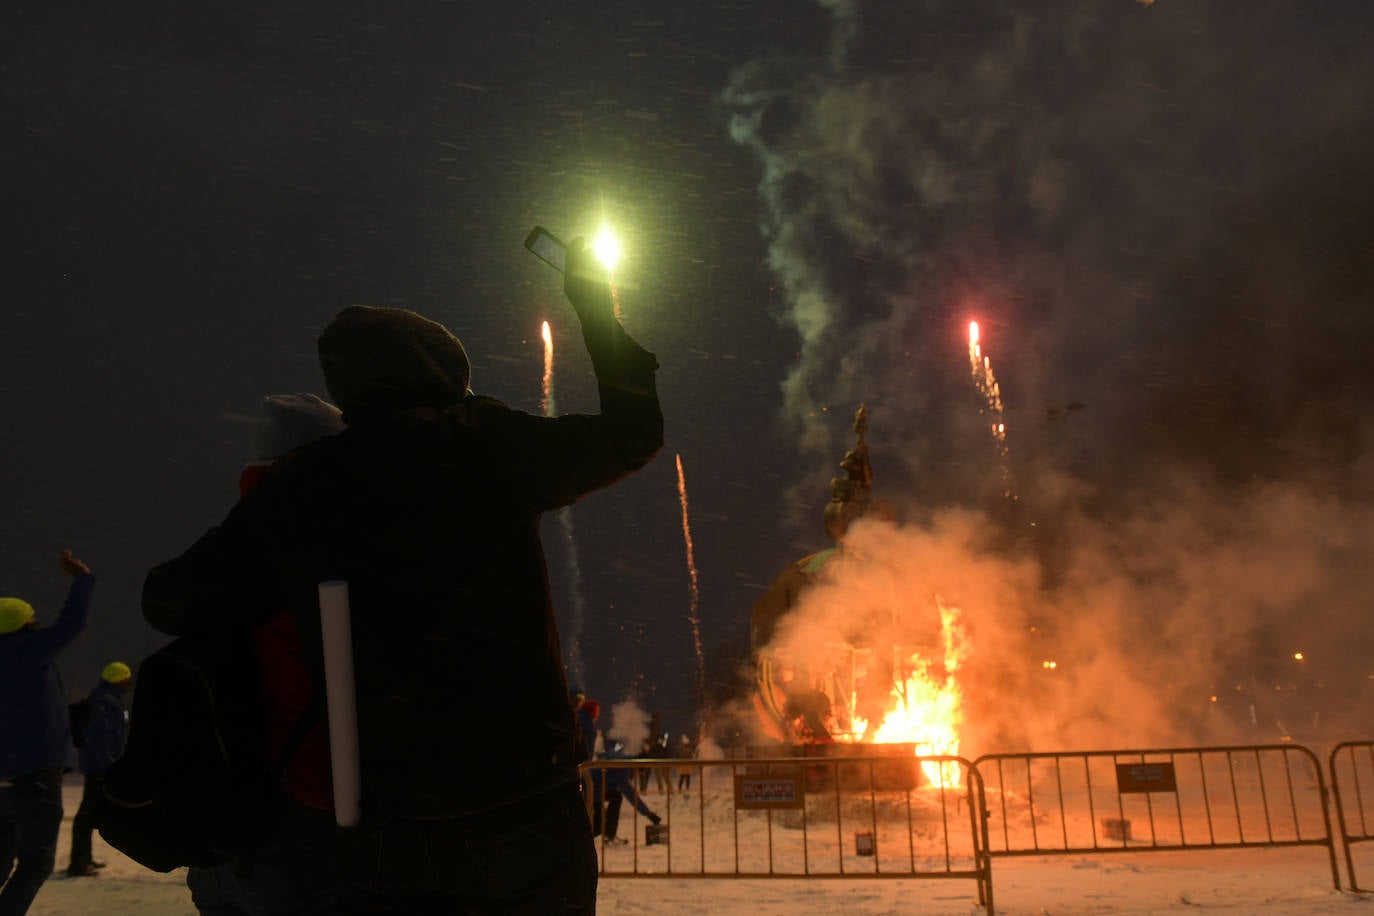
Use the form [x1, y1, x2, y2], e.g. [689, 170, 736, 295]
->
[336, 782, 596, 915]
[186, 798, 338, 916]
[0, 769, 64, 916]
[68, 774, 103, 870]
[603, 789, 625, 842]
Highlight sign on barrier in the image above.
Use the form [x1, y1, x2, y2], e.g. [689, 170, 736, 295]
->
[734, 774, 805, 809]
[1115, 761, 1177, 793]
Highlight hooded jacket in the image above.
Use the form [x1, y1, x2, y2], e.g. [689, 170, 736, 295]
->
[143, 304, 662, 821]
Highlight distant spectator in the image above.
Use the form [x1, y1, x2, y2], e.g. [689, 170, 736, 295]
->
[637, 738, 651, 791]
[638, 712, 670, 793]
[651, 717, 671, 794]
[676, 734, 697, 791]
[0, 550, 96, 915]
[66, 661, 132, 877]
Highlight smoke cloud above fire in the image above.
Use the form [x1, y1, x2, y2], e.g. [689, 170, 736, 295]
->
[763, 485, 1374, 753]
[723, 1, 1374, 749]
[724, 0, 1374, 495]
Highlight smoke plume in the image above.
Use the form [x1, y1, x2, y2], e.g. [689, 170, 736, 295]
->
[725, 0, 1374, 750]
[607, 698, 651, 755]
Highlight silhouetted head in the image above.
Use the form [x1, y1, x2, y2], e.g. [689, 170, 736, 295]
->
[318, 305, 471, 426]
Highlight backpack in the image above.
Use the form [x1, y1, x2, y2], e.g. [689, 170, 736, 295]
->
[68, 698, 94, 749]
[92, 628, 320, 872]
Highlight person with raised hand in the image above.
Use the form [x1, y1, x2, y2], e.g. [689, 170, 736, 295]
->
[0, 550, 96, 915]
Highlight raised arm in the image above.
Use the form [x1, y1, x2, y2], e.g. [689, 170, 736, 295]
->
[19, 550, 96, 670]
[498, 237, 664, 509]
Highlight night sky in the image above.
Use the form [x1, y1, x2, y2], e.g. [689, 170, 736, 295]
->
[6, 1, 1373, 745]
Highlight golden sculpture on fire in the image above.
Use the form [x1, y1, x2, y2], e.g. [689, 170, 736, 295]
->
[749, 406, 965, 785]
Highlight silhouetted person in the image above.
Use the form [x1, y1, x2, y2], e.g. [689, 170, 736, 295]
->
[143, 238, 662, 915]
[185, 393, 344, 916]
[676, 734, 697, 791]
[66, 661, 131, 877]
[0, 550, 95, 916]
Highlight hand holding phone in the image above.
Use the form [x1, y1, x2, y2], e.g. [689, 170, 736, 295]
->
[524, 226, 567, 273]
[526, 226, 614, 326]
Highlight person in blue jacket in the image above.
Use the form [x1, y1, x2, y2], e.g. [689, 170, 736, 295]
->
[0, 549, 96, 915]
[66, 661, 132, 878]
[597, 740, 660, 846]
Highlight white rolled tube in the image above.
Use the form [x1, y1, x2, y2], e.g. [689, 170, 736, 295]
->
[318, 580, 361, 827]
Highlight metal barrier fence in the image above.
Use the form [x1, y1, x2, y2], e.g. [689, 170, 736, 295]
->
[581, 756, 994, 914]
[971, 744, 1341, 890]
[1329, 741, 1374, 892]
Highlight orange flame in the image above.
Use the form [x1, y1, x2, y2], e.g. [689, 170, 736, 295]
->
[865, 599, 967, 787]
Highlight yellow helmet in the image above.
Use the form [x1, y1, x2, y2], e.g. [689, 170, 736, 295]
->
[0, 598, 36, 635]
[101, 661, 133, 684]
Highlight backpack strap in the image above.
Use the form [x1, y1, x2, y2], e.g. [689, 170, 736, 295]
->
[270, 691, 325, 782]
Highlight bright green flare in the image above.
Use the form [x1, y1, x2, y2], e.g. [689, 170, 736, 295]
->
[592, 226, 622, 270]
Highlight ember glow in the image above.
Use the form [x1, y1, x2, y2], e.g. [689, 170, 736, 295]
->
[968, 320, 1013, 499]
[676, 453, 706, 705]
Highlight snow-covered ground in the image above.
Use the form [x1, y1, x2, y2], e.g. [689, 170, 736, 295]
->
[26, 778, 1374, 915]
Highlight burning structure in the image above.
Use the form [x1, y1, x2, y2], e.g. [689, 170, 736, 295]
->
[749, 407, 968, 785]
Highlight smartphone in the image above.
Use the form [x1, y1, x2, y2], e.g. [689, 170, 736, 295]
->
[524, 226, 567, 274]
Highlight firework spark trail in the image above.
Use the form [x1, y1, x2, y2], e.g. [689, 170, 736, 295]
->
[541, 320, 586, 685]
[557, 510, 586, 687]
[675, 454, 706, 707]
[968, 321, 1015, 500]
[540, 320, 554, 415]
